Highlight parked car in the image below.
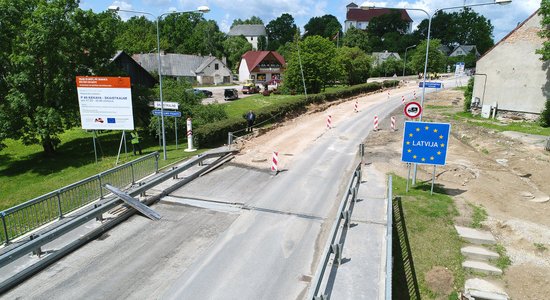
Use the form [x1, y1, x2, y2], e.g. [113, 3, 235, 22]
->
[193, 89, 213, 98]
[224, 88, 239, 101]
[242, 84, 260, 94]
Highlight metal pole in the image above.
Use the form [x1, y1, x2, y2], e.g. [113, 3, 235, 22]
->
[406, 163, 411, 193]
[414, 11, 431, 185]
[473, 73, 487, 107]
[175, 117, 178, 150]
[92, 131, 98, 164]
[156, 19, 167, 160]
[1, 212, 9, 245]
[297, 41, 308, 99]
[431, 165, 436, 195]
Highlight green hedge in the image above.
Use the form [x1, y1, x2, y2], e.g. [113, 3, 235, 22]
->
[194, 81, 398, 147]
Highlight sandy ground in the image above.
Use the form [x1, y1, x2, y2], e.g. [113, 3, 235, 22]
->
[231, 84, 550, 299]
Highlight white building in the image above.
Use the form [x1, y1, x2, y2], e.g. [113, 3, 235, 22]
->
[227, 25, 267, 50]
[472, 10, 548, 119]
[133, 53, 232, 85]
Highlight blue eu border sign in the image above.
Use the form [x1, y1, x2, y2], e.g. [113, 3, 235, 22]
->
[401, 121, 451, 166]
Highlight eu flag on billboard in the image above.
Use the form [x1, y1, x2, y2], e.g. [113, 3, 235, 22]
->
[401, 121, 451, 166]
[107, 118, 116, 123]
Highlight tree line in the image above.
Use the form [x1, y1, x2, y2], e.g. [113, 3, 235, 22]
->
[0, 0, 509, 155]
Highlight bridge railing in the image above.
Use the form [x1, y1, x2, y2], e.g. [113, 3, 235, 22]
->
[385, 175, 393, 300]
[308, 144, 363, 299]
[0, 152, 159, 245]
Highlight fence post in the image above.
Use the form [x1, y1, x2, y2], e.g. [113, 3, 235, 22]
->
[98, 174, 104, 199]
[56, 191, 63, 219]
[155, 153, 160, 173]
[1, 212, 9, 245]
[131, 162, 135, 185]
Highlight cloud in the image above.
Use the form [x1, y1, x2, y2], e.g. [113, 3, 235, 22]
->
[143, 0, 172, 5]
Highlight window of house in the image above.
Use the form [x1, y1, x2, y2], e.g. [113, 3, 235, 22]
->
[215, 63, 219, 70]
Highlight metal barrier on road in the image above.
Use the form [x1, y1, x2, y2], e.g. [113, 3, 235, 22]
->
[308, 147, 362, 299]
[0, 152, 159, 245]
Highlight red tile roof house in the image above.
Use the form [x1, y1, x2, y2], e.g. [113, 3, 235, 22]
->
[237, 51, 286, 84]
[344, 2, 413, 33]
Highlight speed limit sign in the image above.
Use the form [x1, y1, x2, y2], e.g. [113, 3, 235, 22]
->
[404, 101, 422, 119]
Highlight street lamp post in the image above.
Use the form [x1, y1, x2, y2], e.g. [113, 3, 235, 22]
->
[403, 44, 417, 77]
[361, 0, 511, 184]
[108, 5, 210, 160]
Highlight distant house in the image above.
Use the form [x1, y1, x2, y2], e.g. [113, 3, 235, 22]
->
[371, 51, 401, 66]
[132, 53, 232, 85]
[344, 2, 413, 33]
[439, 45, 452, 56]
[472, 10, 548, 119]
[238, 51, 286, 83]
[111, 51, 157, 88]
[449, 45, 480, 57]
[228, 25, 267, 50]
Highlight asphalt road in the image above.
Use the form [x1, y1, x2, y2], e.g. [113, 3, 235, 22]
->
[4, 77, 463, 299]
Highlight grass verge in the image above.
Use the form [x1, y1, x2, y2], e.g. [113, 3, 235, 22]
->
[454, 112, 550, 136]
[0, 128, 206, 210]
[392, 175, 464, 299]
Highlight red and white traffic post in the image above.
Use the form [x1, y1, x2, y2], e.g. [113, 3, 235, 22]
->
[373, 115, 379, 131]
[185, 117, 196, 152]
[401, 95, 405, 105]
[391, 116, 396, 131]
[327, 115, 332, 129]
[271, 151, 279, 173]
[354, 100, 358, 113]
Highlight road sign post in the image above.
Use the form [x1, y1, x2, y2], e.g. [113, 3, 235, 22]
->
[401, 121, 451, 194]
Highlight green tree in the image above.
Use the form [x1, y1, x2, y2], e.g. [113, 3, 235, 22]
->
[160, 12, 203, 53]
[283, 36, 340, 94]
[231, 16, 263, 27]
[537, 0, 550, 127]
[416, 8, 494, 54]
[0, 0, 118, 155]
[303, 15, 341, 40]
[371, 56, 402, 77]
[188, 20, 225, 57]
[266, 13, 298, 51]
[223, 36, 253, 71]
[114, 16, 164, 55]
[409, 39, 446, 74]
[335, 47, 372, 85]
[343, 27, 372, 53]
[537, 0, 550, 60]
[463, 77, 474, 112]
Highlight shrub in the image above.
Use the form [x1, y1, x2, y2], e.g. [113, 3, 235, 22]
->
[463, 77, 474, 112]
[195, 82, 387, 147]
[539, 99, 550, 127]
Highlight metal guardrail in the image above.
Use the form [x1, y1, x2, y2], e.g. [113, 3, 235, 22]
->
[0, 150, 233, 293]
[308, 161, 362, 300]
[0, 152, 159, 245]
[385, 175, 393, 300]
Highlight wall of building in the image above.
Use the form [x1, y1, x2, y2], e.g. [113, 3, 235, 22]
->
[238, 60, 251, 83]
[472, 13, 548, 115]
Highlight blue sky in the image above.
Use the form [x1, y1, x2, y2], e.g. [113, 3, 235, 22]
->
[80, 0, 540, 42]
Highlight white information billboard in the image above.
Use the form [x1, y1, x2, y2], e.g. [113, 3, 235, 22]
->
[76, 76, 134, 130]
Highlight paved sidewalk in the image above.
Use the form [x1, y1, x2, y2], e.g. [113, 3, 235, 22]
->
[330, 163, 389, 299]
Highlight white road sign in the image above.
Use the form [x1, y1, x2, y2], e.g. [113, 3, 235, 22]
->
[154, 101, 179, 110]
